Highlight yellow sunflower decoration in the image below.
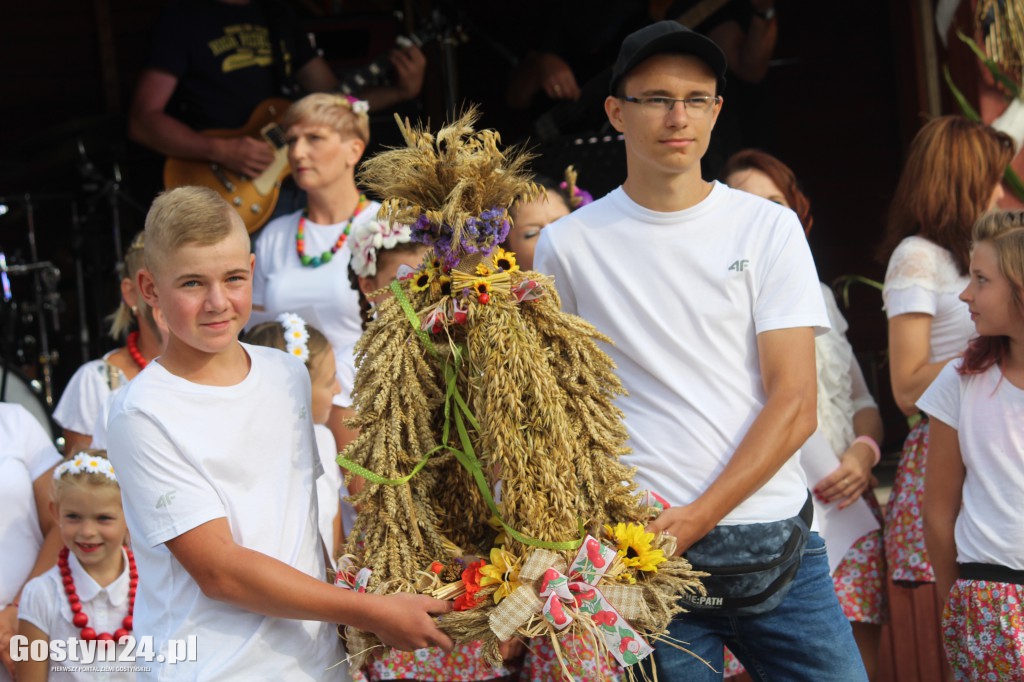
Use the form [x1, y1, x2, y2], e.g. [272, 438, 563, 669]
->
[605, 522, 667, 575]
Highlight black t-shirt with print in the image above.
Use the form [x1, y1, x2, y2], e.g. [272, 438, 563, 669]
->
[147, 0, 317, 131]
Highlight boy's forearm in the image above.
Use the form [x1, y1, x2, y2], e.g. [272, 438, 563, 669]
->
[166, 520, 377, 630]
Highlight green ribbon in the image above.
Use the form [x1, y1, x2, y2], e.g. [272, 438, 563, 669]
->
[337, 282, 582, 552]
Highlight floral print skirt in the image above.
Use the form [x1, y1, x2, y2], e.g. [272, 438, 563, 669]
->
[884, 417, 935, 584]
[942, 579, 1024, 682]
[833, 494, 888, 625]
[519, 634, 623, 681]
[353, 642, 517, 681]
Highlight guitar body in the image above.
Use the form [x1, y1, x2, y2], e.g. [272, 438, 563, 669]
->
[163, 98, 292, 234]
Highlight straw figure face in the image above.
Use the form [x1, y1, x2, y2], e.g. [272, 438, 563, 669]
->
[339, 109, 705, 674]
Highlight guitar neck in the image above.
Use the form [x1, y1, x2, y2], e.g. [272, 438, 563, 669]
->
[337, 55, 391, 95]
[335, 22, 444, 96]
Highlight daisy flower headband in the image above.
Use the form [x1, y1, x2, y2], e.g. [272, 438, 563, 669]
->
[55, 453, 117, 482]
[349, 219, 414, 278]
[277, 312, 310, 363]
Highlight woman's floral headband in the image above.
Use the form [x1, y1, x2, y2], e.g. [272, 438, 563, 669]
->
[277, 312, 310, 363]
[55, 453, 117, 482]
[349, 220, 414, 278]
[342, 94, 369, 116]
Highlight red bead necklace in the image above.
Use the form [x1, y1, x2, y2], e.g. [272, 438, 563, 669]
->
[295, 194, 369, 267]
[126, 331, 147, 370]
[60, 545, 137, 642]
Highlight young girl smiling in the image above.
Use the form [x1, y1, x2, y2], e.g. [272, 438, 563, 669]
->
[16, 453, 135, 682]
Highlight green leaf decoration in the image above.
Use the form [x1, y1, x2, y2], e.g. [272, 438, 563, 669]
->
[956, 30, 1022, 98]
[831, 275, 884, 309]
[944, 65, 982, 122]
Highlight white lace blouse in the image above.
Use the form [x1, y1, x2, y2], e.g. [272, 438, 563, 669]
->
[882, 235, 974, 362]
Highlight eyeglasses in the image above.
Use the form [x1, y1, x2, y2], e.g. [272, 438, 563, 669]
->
[620, 95, 721, 116]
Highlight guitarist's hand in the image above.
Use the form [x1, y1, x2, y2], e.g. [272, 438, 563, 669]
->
[210, 136, 275, 178]
[537, 54, 580, 101]
[389, 45, 426, 101]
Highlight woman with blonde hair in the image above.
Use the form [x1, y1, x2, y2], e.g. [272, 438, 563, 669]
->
[252, 92, 379, 451]
[53, 232, 162, 454]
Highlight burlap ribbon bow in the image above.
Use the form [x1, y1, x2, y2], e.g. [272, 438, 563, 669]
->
[488, 535, 655, 667]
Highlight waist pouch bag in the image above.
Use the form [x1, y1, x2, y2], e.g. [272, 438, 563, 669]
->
[678, 492, 813, 615]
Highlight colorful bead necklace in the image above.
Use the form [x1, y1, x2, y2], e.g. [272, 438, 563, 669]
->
[126, 331, 147, 370]
[296, 194, 370, 267]
[60, 545, 137, 642]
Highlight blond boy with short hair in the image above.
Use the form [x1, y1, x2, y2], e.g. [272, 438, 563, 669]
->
[107, 187, 451, 681]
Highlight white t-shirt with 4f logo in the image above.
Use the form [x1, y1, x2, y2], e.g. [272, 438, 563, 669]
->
[535, 182, 830, 525]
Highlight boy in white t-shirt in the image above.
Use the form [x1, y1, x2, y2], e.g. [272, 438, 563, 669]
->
[534, 21, 865, 680]
[106, 187, 452, 681]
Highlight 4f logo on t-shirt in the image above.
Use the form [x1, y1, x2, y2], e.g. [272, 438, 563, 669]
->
[156, 490, 177, 509]
[728, 259, 750, 272]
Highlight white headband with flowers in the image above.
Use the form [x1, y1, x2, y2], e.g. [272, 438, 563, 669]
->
[277, 312, 310, 363]
[55, 453, 117, 482]
[349, 219, 414, 278]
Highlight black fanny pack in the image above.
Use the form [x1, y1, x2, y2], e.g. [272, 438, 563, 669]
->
[958, 562, 1024, 585]
[678, 493, 813, 615]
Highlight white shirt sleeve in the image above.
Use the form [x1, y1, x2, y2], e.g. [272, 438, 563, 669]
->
[916, 361, 963, 429]
[753, 215, 830, 335]
[20, 410, 61, 481]
[534, 228, 578, 315]
[52, 360, 115, 435]
[17, 573, 55, 636]
[107, 409, 227, 547]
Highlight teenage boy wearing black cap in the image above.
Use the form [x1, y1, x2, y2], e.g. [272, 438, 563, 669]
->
[535, 21, 867, 680]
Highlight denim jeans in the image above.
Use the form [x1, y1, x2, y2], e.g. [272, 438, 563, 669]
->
[644, 532, 867, 681]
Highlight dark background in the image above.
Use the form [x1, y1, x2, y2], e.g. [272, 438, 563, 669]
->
[0, 1, 977, 452]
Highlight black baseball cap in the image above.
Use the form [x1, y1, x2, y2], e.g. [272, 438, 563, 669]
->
[609, 21, 728, 96]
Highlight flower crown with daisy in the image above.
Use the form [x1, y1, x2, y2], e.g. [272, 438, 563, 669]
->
[349, 219, 414, 278]
[55, 453, 118, 483]
[277, 312, 311, 363]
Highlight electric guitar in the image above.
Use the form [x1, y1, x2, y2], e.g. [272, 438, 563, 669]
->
[163, 98, 292, 233]
[163, 16, 454, 233]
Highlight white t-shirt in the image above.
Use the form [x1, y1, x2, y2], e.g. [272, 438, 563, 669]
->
[535, 183, 829, 524]
[53, 353, 127, 436]
[314, 424, 343, 565]
[253, 206, 379, 406]
[19, 550, 133, 682]
[917, 361, 1024, 570]
[883, 236, 974, 362]
[106, 344, 345, 681]
[0, 404, 61, 609]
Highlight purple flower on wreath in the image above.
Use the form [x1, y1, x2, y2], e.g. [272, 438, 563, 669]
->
[410, 208, 510, 268]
